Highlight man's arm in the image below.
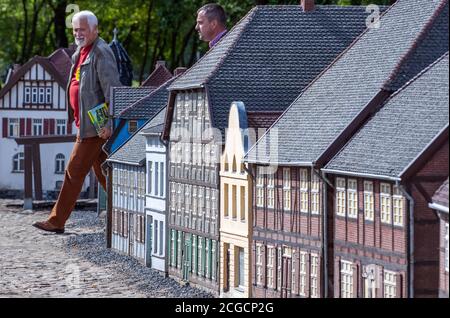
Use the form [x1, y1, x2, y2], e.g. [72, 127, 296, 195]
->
[95, 46, 121, 138]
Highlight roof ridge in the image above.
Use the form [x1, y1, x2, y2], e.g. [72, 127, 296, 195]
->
[205, 7, 260, 86]
[244, 2, 399, 160]
[108, 117, 152, 159]
[385, 51, 448, 101]
[172, 6, 258, 89]
[119, 76, 175, 117]
[383, 0, 448, 90]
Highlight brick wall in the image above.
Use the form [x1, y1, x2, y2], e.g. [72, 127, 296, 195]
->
[411, 140, 448, 297]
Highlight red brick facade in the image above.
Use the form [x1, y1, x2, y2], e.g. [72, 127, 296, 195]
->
[252, 166, 324, 298]
[330, 139, 448, 298]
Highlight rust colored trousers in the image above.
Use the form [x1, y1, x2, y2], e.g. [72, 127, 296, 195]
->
[48, 135, 107, 228]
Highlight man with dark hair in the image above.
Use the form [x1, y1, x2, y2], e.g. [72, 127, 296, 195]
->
[196, 3, 228, 48]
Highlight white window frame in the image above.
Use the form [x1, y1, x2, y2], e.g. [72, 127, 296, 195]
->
[256, 244, 263, 285]
[283, 168, 291, 211]
[8, 118, 20, 137]
[380, 183, 392, 224]
[364, 181, 374, 221]
[383, 270, 397, 298]
[256, 167, 264, 208]
[336, 178, 346, 217]
[55, 153, 65, 173]
[24, 86, 31, 103]
[299, 252, 307, 296]
[393, 186, 404, 227]
[310, 254, 319, 298]
[12, 153, 25, 172]
[311, 171, 320, 215]
[300, 169, 309, 213]
[31, 87, 38, 103]
[267, 173, 275, 209]
[347, 179, 358, 219]
[45, 87, 52, 104]
[267, 246, 275, 289]
[56, 119, 66, 135]
[38, 87, 45, 104]
[341, 260, 353, 298]
[32, 118, 43, 136]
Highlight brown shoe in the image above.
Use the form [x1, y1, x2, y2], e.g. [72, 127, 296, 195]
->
[32, 221, 65, 234]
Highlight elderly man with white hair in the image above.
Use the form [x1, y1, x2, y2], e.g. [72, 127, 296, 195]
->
[33, 10, 122, 234]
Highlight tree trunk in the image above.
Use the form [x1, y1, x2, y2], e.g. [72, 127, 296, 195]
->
[20, 0, 29, 63]
[176, 23, 196, 67]
[53, 0, 69, 48]
[138, 0, 154, 84]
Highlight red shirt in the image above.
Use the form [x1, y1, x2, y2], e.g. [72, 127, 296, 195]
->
[69, 44, 93, 128]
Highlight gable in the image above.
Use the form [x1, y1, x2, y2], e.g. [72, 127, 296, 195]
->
[0, 60, 67, 111]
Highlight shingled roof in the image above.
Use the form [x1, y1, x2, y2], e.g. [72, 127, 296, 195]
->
[430, 178, 449, 213]
[142, 61, 173, 88]
[111, 87, 154, 118]
[246, 0, 449, 165]
[107, 123, 148, 166]
[140, 106, 167, 135]
[324, 53, 449, 180]
[119, 77, 175, 120]
[165, 4, 378, 138]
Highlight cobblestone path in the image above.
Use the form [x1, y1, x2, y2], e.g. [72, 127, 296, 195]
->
[0, 199, 212, 298]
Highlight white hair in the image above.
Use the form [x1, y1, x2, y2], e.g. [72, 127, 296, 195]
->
[72, 10, 98, 31]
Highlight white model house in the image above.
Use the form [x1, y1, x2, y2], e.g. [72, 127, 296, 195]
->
[0, 47, 89, 198]
[140, 107, 167, 272]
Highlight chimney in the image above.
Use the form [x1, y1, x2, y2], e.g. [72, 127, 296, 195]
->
[174, 67, 187, 77]
[156, 60, 166, 68]
[301, 0, 315, 12]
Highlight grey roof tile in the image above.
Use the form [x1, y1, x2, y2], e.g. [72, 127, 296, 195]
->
[111, 87, 154, 117]
[108, 125, 147, 165]
[119, 78, 174, 120]
[246, 0, 449, 165]
[325, 53, 449, 178]
[169, 5, 377, 134]
[141, 107, 167, 135]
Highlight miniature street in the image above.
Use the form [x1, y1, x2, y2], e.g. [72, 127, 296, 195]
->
[0, 199, 212, 298]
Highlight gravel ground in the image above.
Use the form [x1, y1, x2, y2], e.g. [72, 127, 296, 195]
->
[0, 199, 213, 298]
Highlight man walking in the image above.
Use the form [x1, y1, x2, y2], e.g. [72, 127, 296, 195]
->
[196, 3, 228, 49]
[33, 11, 121, 233]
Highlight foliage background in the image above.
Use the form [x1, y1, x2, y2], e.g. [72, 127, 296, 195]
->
[0, 0, 393, 86]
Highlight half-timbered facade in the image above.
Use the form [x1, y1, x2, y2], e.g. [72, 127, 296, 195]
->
[0, 47, 90, 197]
[167, 90, 220, 291]
[324, 54, 448, 298]
[108, 129, 147, 261]
[163, 2, 372, 294]
[141, 107, 168, 272]
[245, 0, 448, 298]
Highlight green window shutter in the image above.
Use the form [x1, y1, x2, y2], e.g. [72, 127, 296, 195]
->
[207, 239, 212, 279]
[211, 240, 216, 281]
[192, 235, 197, 274]
[173, 230, 177, 267]
[202, 237, 206, 277]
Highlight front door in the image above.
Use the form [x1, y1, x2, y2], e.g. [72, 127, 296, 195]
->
[182, 233, 192, 281]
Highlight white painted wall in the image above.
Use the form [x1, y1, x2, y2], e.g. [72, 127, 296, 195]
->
[144, 133, 167, 272]
[0, 111, 87, 194]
